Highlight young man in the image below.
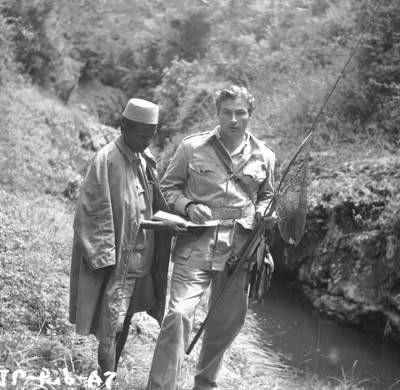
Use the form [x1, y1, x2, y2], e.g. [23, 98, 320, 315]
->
[147, 86, 276, 390]
[69, 98, 185, 387]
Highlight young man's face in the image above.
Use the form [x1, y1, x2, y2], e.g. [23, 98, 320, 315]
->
[121, 118, 157, 152]
[217, 95, 250, 141]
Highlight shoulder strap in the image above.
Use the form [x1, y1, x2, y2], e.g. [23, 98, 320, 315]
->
[208, 134, 233, 173]
[208, 135, 255, 203]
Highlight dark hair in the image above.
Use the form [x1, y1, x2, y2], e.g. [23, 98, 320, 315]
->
[215, 85, 256, 115]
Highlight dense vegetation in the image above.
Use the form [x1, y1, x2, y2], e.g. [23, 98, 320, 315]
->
[1, 0, 399, 159]
[1, 1, 399, 388]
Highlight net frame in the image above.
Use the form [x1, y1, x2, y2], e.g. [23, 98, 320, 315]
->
[264, 132, 313, 246]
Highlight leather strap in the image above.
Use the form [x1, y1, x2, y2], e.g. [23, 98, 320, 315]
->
[208, 135, 255, 203]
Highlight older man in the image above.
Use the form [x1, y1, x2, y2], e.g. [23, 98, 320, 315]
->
[69, 98, 185, 386]
[147, 86, 276, 390]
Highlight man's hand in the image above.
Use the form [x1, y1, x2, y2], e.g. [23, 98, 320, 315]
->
[162, 221, 188, 234]
[140, 220, 187, 234]
[254, 212, 277, 229]
[186, 203, 212, 224]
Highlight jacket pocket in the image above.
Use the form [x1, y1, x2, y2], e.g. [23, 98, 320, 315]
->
[188, 162, 216, 176]
[239, 162, 266, 198]
[187, 161, 218, 196]
[242, 162, 266, 183]
[172, 230, 203, 260]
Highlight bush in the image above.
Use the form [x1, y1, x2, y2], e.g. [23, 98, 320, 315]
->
[0, 14, 17, 84]
[158, 11, 211, 66]
[1, 0, 56, 85]
[154, 59, 204, 144]
[355, 1, 400, 141]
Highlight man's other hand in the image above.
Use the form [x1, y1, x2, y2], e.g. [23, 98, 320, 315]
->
[187, 203, 212, 224]
[162, 221, 188, 234]
[140, 220, 187, 234]
[254, 213, 276, 229]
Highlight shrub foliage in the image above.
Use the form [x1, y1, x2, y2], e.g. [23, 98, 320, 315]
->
[0, 0, 399, 146]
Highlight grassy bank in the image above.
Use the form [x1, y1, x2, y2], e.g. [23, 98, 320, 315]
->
[0, 187, 368, 389]
[0, 186, 367, 388]
[0, 85, 371, 390]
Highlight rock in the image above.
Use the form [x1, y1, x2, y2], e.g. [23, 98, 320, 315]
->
[312, 294, 360, 322]
[386, 293, 400, 308]
[68, 78, 127, 126]
[63, 173, 83, 200]
[386, 235, 398, 260]
[73, 110, 119, 152]
[273, 153, 400, 342]
[53, 56, 84, 102]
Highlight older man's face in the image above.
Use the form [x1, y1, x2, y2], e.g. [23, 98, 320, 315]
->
[218, 96, 250, 141]
[121, 119, 157, 152]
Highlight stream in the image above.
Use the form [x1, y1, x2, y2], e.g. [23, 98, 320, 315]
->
[249, 276, 400, 390]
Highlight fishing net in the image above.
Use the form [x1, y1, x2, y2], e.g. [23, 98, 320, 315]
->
[273, 132, 313, 246]
[247, 133, 313, 302]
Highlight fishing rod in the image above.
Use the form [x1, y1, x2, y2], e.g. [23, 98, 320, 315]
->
[186, 0, 386, 355]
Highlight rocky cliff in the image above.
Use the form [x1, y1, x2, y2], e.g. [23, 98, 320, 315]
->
[272, 148, 400, 341]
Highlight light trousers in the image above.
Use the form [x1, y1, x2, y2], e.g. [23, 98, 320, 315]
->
[147, 261, 249, 390]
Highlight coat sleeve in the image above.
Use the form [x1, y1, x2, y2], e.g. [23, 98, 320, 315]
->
[255, 150, 275, 216]
[160, 141, 193, 216]
[73, 153, 116, 270]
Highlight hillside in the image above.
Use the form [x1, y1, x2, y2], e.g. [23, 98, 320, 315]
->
[1, 0, 400, 389]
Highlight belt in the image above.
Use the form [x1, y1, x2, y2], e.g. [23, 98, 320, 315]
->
[210, 204, 254, 221]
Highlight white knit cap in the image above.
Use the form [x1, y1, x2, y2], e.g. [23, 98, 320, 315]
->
[122, 98, 159, 125]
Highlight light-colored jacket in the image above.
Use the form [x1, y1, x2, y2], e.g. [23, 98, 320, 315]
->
[161, 127, 275, 270]
[69, 136, 171, 336]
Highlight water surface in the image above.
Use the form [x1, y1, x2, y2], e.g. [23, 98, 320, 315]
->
[250, 277, 400, 389]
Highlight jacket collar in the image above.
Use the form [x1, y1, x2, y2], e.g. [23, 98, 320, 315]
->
[211, 126, 251, 153]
